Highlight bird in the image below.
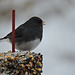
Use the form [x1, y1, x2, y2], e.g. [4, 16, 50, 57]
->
[0, 17, 44, 51]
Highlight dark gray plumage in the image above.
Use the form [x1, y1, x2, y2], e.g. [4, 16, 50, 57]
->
[0, 17, 44, 51]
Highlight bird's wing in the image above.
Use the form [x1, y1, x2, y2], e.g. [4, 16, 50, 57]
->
[5, 25, 26, 39]
[4, 24, 40, 42]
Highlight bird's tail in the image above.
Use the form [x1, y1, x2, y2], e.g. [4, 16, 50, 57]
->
[0, 38, 4, 42]
[0, 36, 7, 40]
[0, 37, 9, 42]
[0, 38, 4, 40]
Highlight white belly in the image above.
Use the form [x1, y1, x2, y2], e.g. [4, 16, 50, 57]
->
[15, 39, 41, 51]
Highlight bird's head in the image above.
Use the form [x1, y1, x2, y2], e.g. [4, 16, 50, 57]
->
[27, 16, 45, 26]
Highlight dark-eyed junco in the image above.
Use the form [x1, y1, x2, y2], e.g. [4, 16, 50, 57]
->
[0, 17, 44, 51]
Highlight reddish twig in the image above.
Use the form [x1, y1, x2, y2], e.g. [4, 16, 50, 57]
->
[12, 10, 15, 52]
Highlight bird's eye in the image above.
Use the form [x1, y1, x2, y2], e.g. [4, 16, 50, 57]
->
[37, 19, 42, 24]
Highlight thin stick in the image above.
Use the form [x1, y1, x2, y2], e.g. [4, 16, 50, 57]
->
[12, 10, 15, 52]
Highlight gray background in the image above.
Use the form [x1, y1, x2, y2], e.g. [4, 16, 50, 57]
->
[0, 0, 75, 75]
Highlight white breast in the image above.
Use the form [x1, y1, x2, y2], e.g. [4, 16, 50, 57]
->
[15, 39, 41, 51]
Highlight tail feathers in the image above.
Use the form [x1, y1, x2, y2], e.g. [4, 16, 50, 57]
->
[0, 37, 10, 42]
[0, 38, 5, 40]
[0, 37, 7, 40]
[0, 38, 4, 41]
[0, 38, 4, 42]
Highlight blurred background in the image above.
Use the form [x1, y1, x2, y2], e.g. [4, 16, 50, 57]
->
[0, 0, 75, 75]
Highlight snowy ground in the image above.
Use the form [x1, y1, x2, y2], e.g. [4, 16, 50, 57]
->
[0, 0, 75, 75]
